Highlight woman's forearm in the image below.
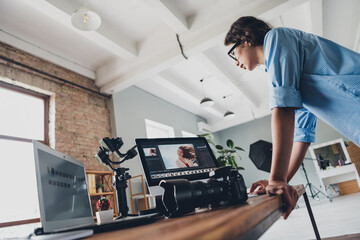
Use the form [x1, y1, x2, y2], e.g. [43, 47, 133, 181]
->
[286, 142, 310, 182]
[269, 108, 295, 183]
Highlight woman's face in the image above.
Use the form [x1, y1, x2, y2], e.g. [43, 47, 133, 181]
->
[177, 148, 183, 157]
[229, 42, 258, 71]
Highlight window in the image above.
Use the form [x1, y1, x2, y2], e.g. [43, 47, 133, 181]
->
[0, 82, 49, 230]
[145, 119, 175, 138]
[181, 130, 197, 137]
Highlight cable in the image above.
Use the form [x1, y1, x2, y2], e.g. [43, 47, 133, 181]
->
[176, 34, 188, 60]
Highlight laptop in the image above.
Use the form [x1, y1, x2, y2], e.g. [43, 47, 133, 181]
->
[32, 141, 158, 238]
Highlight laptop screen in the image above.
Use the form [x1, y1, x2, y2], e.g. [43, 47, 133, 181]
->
[33, 141, 93, 233]
[136, 137, 219, 187]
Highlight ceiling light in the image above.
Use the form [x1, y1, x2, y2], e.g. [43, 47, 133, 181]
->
[199, 78, 214, 108]
[71, 7, 101, 31]
[200, 97, 215, 107]
[224, 110, 236, 119]
[223, 96, 236, 119]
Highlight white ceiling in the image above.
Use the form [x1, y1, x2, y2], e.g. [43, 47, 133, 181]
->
[1, 0, 359, 133]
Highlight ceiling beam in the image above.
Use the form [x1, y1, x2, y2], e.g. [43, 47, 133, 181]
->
[309, 0, 323, 36]
[197, 52, 258, 107]
[144, 0, 189, 34]
[257, 0, 310, 21]
[21, 0, 137, 60]
[151, 75, 224, 118]
[99, 0, 295, 94]
[354, 18, 360, 52]
[0, 29, 95, 79]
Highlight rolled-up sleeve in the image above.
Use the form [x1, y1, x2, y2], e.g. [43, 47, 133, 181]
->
[294, 108, 317, 142]
[264, 28, 303, 110]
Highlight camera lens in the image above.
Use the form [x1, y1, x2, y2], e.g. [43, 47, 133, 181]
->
[159, 178, 227, 217]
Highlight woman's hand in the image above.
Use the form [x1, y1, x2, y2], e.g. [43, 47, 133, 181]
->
[249, 179, 269, 195]
[266, 181, 299, 220]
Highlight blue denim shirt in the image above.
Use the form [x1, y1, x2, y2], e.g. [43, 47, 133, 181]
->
[264, 28, 360, 146]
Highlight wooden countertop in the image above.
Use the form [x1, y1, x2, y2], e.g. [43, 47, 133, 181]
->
[88, 185, 305, 240]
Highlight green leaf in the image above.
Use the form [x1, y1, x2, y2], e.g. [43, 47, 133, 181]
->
[226, 139, 234, 148]
[237, 167, 245, 170]
[234, 146, 244, 151]
[217, 151, 225, 155]
[200, 133, 213, 140]
[215, 145, 224, 150]
[223, 149, 236, 153]
[207, 140, 216, 146]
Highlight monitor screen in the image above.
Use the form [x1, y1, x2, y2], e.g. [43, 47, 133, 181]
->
[33, 141, 93, 233]
[136, 137, 219, 187]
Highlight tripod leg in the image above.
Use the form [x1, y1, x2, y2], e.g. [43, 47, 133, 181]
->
[305, 183, 318, 199]
[310, 184, 332, 202]
[303, 192, 321, 240]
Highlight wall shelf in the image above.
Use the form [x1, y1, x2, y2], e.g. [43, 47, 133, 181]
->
[86, 170, 118, 219]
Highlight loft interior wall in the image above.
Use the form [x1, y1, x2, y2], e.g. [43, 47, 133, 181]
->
[111, 86, 205, 211]
[214, 115, 349, 195]
[0, 42, 111, 171]
[111, 86, 206, 176]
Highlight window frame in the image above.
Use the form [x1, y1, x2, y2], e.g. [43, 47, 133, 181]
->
[0, 81, 49, 145]
[0, 81, 49, 228]
[145, 119, 175, 138]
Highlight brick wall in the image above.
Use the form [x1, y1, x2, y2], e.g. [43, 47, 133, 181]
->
[0, 42, 111, 171]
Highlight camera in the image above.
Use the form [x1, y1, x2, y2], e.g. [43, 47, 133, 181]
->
[157, 166, 248, 218]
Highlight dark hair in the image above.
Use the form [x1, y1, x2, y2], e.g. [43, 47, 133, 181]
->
[179, 145, 196, 160]
[224, 16, 272, 46]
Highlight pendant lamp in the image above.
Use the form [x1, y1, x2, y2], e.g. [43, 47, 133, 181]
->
[223, 96, 235, 119]
[71, 1, 101, 31]
[199, 78, 214, 107]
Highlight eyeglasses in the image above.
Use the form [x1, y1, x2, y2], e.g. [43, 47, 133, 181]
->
[227, 41, 242, 61]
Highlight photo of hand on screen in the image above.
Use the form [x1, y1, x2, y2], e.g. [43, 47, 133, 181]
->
[176, 145, 199, 168]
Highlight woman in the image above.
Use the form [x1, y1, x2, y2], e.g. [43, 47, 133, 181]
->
[224, 16, 360, 219]
[176, 145, 198, 168]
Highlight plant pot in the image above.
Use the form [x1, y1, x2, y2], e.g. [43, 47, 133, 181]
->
[97, 187, 103, 193]
[96, 209, 113, 224]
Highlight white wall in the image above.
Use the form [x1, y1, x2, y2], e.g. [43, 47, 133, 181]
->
[213, 115, 350, 197]
[110, 86, 205, 212]
[110, 86, 351, 212]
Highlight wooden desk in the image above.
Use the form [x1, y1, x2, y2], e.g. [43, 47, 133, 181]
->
[88, 185, 320, 240]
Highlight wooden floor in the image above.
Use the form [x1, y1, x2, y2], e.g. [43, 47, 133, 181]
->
[260, 192, 360, 240]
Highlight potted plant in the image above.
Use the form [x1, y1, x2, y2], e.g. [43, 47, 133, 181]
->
[96, 182, 104, 193]
[95, 197, 113, 223]
[198, 133, 245, 170]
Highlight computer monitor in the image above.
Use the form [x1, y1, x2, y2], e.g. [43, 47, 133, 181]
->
[136, 137, 219, 196]
[33, 140, 94, 233]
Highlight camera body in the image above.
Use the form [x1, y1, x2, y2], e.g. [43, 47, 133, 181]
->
[158, 166, 248, 218]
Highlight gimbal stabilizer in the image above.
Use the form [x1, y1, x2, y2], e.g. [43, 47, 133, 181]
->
[95, 137, 138, 218]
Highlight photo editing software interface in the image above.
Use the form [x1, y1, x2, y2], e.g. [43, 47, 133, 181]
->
[137, 138, 218, 183]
